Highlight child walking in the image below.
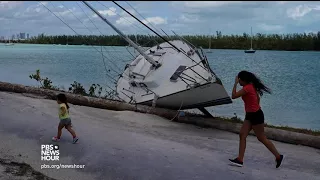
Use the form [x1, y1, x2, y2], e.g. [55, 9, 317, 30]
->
[52, 93, 79, 144]
[229, 70, 283, 168]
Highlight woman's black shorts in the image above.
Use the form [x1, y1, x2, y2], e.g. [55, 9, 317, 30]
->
[245, 109, 264, 125]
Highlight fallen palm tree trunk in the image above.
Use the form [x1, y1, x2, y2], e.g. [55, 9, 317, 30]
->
[0, 81, 319, 150]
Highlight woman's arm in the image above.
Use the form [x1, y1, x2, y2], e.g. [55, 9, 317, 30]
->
[232, 83, 246, 99]
[231, 75, 246, 99]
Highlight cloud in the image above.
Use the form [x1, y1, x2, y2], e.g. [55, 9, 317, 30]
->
[305, 30, 317, 34]
[287, 4, 320, 20]
[182, 1, 242, 8]
[142, 17, 167, 25]
[93, 7, 117, 18]
[116, 16, 135, 26]
[178, 14, 200, 23]
[1, 1, 320, 37]
[115, 16, 167, 27]
[258, 23, 284, 31]
[100, 7, 117, 16]
[0, 1, 23, 9]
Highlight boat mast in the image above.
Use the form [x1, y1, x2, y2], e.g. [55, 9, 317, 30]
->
[250, 27, 253, 49]
[82, 1, 161, 68]
[8, 29, 11, 43]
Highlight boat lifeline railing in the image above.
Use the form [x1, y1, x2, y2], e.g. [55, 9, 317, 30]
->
[171, 31, 215, 77]
[178, 37, 213, 77]
[170, 65, 206, 88]
[182, 61, 210, 83]
[199, 47, 218, 78]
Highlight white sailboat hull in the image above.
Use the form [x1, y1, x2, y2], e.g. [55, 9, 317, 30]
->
[116, 40, 232, 110]
[138, 82, 232, 109]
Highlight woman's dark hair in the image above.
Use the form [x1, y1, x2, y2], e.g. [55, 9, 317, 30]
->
[238, 70, 271, 96]
[56, 93, 69, 109]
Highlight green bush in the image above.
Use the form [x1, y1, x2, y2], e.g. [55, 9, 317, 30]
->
[29, 69, 56, 90]
[29, 69, 114, 99]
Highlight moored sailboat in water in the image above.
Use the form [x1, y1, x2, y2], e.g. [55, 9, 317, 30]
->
[244, 27, 255, 53]
[207, 35, 212, 53]
[5, 29, 14, 46]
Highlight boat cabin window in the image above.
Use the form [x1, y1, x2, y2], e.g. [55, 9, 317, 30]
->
[148, 51, 166, 56]
[170, 65, 187, 81]
[129, 81, 138, 87]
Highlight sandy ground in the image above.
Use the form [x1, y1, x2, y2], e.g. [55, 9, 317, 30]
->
[0, 91, 319, 180]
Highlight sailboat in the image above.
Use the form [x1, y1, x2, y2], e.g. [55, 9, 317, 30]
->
[82, 1, 232, 115]
[207, 35, 212, 53]
[244, 27, 255, 53]
[4, 39, 14, 46]
[5, 29, 14, 46]
[51, 2, 232, 116]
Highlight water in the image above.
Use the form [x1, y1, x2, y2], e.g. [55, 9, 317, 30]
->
[1, 43, 319, 130]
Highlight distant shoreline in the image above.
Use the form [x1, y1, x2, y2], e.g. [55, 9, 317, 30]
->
[1, 42, 320, 52]
[1, 32, 319, 51]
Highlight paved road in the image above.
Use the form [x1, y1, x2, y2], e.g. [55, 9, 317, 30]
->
[0, 92, 319, 180]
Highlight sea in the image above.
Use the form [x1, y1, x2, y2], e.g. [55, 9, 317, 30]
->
[1, 43, 319, 130]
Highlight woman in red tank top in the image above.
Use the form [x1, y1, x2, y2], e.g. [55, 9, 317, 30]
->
[229, 71, 283, 168]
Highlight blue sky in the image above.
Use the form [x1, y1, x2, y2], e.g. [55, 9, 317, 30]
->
[0, 1, 319, 38]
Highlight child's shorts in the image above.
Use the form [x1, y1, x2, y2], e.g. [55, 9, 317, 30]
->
[59, 118, 72, 128]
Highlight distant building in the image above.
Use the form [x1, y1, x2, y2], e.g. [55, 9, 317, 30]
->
[12, 35, 15, 40]
[16, 34, 19, 39]
[27, 34, 29, 39]
[0, 36, 4, 40]
[20, 33, 26, 39]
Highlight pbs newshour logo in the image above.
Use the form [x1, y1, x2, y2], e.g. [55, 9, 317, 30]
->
[41, 144, 60, 161]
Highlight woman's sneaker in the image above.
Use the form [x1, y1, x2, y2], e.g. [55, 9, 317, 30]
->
[229, 158, 243, 167]
[276, 155, 284, 168]
[52, 137, 60, 142]
[72, 137, 79, 144]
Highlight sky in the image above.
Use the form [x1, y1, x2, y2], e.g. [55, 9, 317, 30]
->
[0, 1, 319, 38]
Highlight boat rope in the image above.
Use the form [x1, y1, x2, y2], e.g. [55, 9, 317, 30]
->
[96, 2, 160, 50]
[76, 2, 136, 64]
[112, 1, 182, 53]
[99, 45, 122, 94]
[98, 1, 155, 36]
[112, 1, 211, 75]
[47, 2, 120, 88]
[161, 29, 172, 40]
[124, 1, 165, 37]
[40, 1, 119, 97]
[59, 1, 123, 74]
[73, 2, 129, 64]
[170, 100, 184, 121]
[40, 2, 120, 75]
